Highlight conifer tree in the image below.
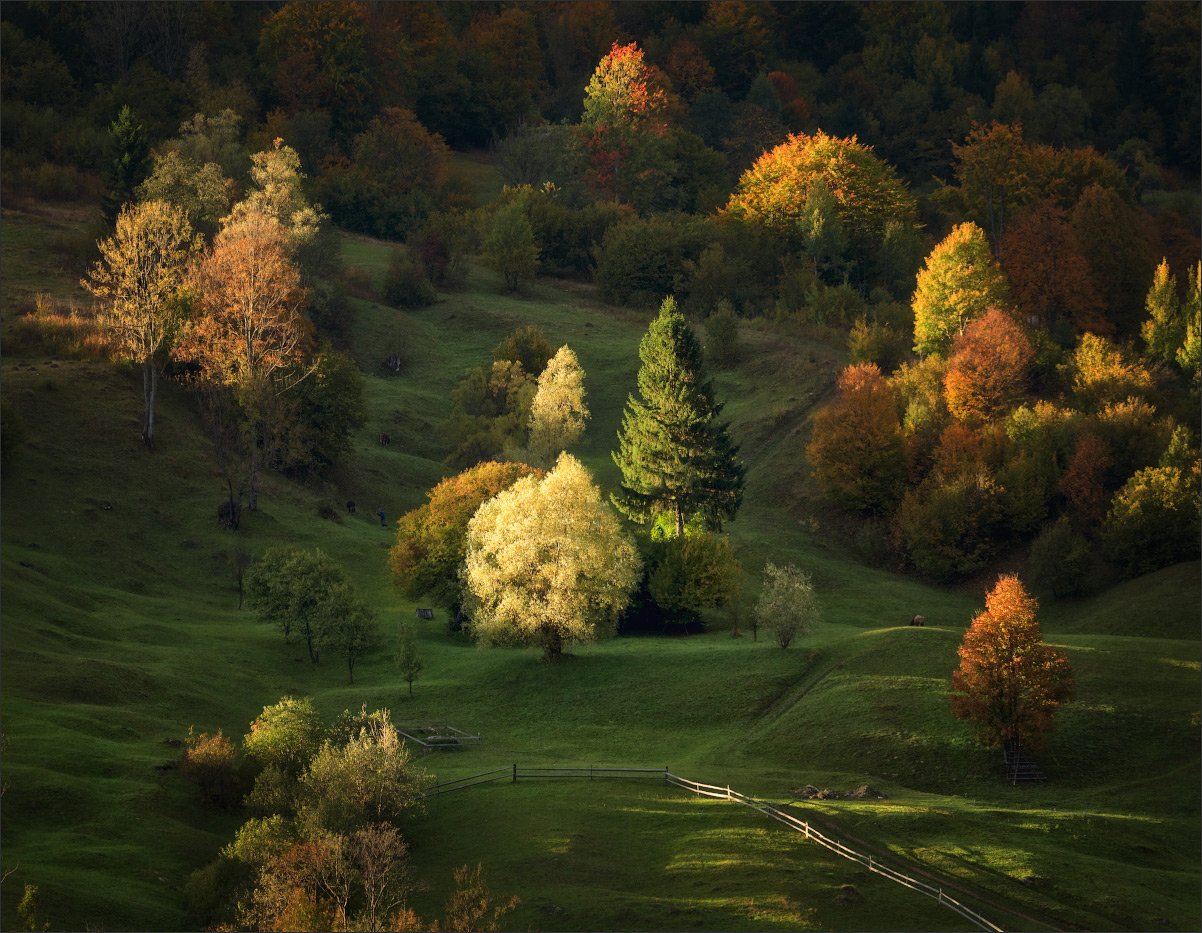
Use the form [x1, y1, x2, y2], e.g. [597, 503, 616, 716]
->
[101, 105, 150, 228]
[1178, 263, 1201, 384]
[612, 297, 745, 537]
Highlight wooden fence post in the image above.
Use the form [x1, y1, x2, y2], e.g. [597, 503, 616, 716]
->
[512, 763, 517, 784]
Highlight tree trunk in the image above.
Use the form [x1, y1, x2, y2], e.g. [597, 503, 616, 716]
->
[247, 422, 261, 511]
[141, 355, 157, 450]
[542, 629, 564, 662]
[674, 501, 685, 538]
[347, 654, 355, 684]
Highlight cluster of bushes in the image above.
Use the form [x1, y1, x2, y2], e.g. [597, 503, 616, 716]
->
[181, 697, 517, 932]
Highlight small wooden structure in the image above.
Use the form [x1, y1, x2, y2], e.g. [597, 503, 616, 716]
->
[395, 721, 479, 750]
[416, 608, 434, 620]
[1002, 740, 1045, 783]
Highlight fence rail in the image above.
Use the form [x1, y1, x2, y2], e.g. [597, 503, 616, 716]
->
[426, 764, 1005, 933]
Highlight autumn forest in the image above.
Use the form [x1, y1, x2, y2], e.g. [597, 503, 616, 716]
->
[1, 3, 1199, 932]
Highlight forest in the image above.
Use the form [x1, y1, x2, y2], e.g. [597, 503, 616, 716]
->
[1, 2, 1199, 932]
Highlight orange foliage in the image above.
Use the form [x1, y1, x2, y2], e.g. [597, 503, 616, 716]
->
[1059, 433, 1113, 528]
[181, 211, 310, 389]
[931, 422, 985, 479]
[180, 728, 238, 806]
[943, 308, 1034, 423]
[806, 363, 905, 513]
[950, 575, 1075, 750]
[1001, 200, 1106, 334]
[725, 130, 916, 250]
[390, 461, 543, 606]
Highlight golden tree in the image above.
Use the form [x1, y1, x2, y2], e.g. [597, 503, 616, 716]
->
[182, 209, 311, 508]
[83, 199, 198, 449]
[912, 221, 1009, 357]
[950, 574, 1075, 750]
[528, 344, 589, 466]
[464, 453, 639, 660]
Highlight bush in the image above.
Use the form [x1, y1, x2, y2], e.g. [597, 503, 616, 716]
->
[646, 533, 742, 624]
[527, 195, 632, 277]
[704, 301, 740, 369]
[897, 472, 1004, 581]
[383, 249, 436, 309]
[1028, 517, 1092, 597]
[181, 728, 239, 807]
[1102, 464, 1201, 576]
[594, 214, 708, 307]
[483, 199, 539, 292]
[848, 316, 909, 373]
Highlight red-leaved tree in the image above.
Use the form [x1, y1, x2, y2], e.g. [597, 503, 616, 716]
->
[950, 574, 1075, 750]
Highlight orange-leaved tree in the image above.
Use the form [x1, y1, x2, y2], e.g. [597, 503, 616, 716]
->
[724, 130, 916, 255]
[390, 460, 543, 618]
[950, 574, 1075, 750]
[181, 208, 311, 509]
[83, 199, 199, 450]
[943, 308, 1034, 424]
[1000, 199, 1105, 334]
[806, 362, 905, 514]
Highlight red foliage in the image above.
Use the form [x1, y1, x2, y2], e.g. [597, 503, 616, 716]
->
[950, 575, 1075, 750]
[1001, 200, 1107, 334]
[1059, 432, 1113, 528]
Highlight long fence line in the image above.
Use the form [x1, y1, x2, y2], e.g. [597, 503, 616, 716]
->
[425, 765, 1005, 933]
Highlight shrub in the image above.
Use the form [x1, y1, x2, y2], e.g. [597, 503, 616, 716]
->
[1102, 464, 1201, 577]
[383, 249, 436, 309]
[181, 728, 239, 807]
[704, 301, 740, 369]
[646, 533, 742, 624]
[527, 195, 632, 277]
[1028, 518, 1092, 597]
[897, 472, 1004, 581]
[594, 214, 707, 306]
[848, 316, 908, 373]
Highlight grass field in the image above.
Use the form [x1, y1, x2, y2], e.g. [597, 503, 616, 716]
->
[1, 203, 1198, 932]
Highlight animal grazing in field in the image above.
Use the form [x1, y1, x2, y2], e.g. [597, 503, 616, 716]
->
[346, 500, 356, 514]
[911, 614, 925, 627]
[379, 433, 391, 446]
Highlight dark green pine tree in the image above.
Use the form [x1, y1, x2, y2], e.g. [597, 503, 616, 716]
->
[613, 296, 745, 537]
[101, 105, 150, 228]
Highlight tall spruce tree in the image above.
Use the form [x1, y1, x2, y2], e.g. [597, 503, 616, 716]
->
[612, 297, 745, 537]
[101, 106, 150, 228]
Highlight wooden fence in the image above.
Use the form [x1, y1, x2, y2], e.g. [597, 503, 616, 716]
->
[425, 765, 1005, 933]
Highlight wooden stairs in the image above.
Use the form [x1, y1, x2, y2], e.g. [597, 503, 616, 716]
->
[1002, 740, 1045, 783]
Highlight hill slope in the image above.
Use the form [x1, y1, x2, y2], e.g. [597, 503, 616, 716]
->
[1, 208, 1198, 932]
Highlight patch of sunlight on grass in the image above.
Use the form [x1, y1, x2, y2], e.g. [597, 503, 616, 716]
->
[1161, 658, 1201, 671]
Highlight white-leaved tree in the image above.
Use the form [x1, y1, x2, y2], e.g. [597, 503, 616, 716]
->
[528, 344, 589, 466]
[463, 452, 639, 660]
[754, 562, 820, 649]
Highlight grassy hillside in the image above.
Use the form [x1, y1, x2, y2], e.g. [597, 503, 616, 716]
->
[1, 205, 1198, 932]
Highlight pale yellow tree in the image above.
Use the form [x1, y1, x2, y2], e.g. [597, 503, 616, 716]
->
[528, 344, 589, 466]
[222, 138, 326, 257]
[83, 199, 199, 449]
[463, 452, 639, 660]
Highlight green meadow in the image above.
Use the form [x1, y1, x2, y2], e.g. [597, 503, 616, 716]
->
[1, 203, 1198, 932]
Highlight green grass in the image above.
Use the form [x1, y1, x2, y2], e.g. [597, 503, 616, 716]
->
[1, 208, 1199, 932]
